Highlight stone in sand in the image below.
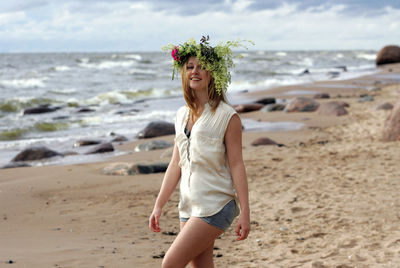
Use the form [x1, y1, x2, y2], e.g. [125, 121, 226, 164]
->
[251, 137, 279, 146]
[136, 121, 175, 139]
[313, 93, 330, 99]
[254, 97, 276, 105]
[85, 143, 114, 154]
[11, 146, 62, 162]
[134, 140, 173, 152]
[284, 97, 320, 112]
[317, 101, 348, 116]
[374, 102, 393, 111]
[358, 95, 374, 102]
[102, 163, 135, 176]
[382, 98, 400, 141]
[261, 103, 286, 112]
[376, 45, 400, 65]
[233, 103, 264, 113]
[2, 162, 31, 169]
[131, 163, 169, 174]
[111, 135, 128, 142]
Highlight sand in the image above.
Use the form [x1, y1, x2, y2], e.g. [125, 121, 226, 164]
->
[1, 63, 400, 267]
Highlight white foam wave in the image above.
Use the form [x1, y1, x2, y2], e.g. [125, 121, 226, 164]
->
[79, 60, 136, 69]
[54, 65, 71, 72]
[124, 54, 143, 61]
[49, 88, 77, 95]
[357, 53, 376, 61]
[276, 52, 287, 56]
[128, 68, 156, 75]
[0, 77, 47, 88]
[86, 91, 131, 105]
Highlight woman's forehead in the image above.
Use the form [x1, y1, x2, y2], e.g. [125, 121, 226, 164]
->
[187, 56, 199, 65]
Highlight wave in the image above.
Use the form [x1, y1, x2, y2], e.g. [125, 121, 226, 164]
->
[49, 88, 77, 95]
[0, 77, 47, 88]
[78, 60, 137, 69]
[128, 68, 156, 75]
[357, 53, 376, 61]
[50, 65, 71, 72]
[124, 54, 143, 61]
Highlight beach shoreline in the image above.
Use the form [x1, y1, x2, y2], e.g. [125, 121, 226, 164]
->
[1, 63, 400, 267]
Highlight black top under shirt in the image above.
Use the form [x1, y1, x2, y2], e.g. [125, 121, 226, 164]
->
[184, 127, 191, 138]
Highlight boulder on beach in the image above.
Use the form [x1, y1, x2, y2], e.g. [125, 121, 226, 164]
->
[251, 137, 284, 147]
[85, 143, 114, 154]
[376, 45, 400, 66]
[136, 121, 175, 139]
[111, 135, 128, 142]
[254, 98, 276, 105]
[382, 98, 400, 141]
[261, 103, 286, 112]
[313, 93, 330, 99]
[374, 102, 393, 111]
[102, 162, 169, 176]
[11, 146, 62, 162]
[23, 104, 61, 115]
[234, 103, 264, 113]
[74, 140, 102, 147]
[284, 97, 320, 112]
[134, 140, 173, 152]
[317, 101, 349, 116]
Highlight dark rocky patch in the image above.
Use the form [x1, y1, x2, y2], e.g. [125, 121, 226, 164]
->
[136, 121, 175, 139]
[11, 146, 62, 162]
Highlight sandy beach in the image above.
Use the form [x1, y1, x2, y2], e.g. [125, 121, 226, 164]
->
[1, 63, 400, 267]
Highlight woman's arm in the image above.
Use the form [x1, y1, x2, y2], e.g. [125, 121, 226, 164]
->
[149, 144, 181, 232]
[225, 114, 250, 241]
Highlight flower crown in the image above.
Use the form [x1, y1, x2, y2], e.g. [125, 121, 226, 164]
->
[163, 36, 253, 95]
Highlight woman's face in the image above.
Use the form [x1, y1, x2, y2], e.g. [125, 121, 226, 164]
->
[186, 57, 210, 92]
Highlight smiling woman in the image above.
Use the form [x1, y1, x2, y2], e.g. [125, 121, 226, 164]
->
[149, 37, 251, 268]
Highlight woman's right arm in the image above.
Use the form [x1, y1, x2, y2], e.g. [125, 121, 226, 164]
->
[149, 144, 181, 232]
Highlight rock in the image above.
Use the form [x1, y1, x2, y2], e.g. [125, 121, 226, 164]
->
[317, 101, 349, 116]
[382, 98, 400, 141]
[376, 45, 400, 65]
[102, 162, 169, 175]
[358, 95, 374, 102]
[85, 143, 114, 154]
[77, 107, 95, 113]
[261, 103, 286, 112]
[335, 66, 347, 72]
[23, 104, 61, 115]
[251, 137, 284, 147]
[134, 140, 173, 152]
[111, 135, 128, 142]
[299, 69, 310, 75]
[2, 162, 31, 169]
[131, 163, 169, 174]
[53, 116, 70, 120]
[11, 146, 62, 162]
[233, 103, 264, 113]
[74, 140, 102, 147]
[335, 101, 350, 108]
[374, 102, 393, 110]
[327, 71, 340, 78]
[61, 151, 79, 156]
[254, 97, 276, 105]
[313, 93, 330, 99]
[102, 163, 135, 176]
[136, 121, 175, 139]
[284, 97, 320, 112]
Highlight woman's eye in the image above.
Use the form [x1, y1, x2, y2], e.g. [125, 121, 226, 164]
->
[187, 66, 194, 70]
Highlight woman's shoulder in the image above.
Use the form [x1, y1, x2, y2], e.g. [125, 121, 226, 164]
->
[216, 101, 237, 115]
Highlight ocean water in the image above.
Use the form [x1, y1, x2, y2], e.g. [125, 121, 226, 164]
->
[0, 50, 378, 166]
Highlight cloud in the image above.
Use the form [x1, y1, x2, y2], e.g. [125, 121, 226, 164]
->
[0, 0, 399, 52]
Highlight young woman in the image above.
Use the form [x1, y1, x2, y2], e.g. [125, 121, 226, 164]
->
[149, 37, 250, 268]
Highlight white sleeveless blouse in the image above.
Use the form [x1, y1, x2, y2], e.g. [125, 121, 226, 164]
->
[174, 101, 239, 218]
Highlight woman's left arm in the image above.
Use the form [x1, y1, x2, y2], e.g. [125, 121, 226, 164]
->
[225, 114, 250, 241]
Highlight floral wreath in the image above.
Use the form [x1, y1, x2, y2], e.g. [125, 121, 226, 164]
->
[163, 36, 253, 95]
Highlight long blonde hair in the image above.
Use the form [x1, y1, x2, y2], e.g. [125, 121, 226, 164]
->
[180, 59, 228, 122]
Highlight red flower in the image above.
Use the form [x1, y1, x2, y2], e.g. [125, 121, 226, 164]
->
[171, 46, 180, 62]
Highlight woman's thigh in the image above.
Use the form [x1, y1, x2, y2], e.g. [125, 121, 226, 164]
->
[163, 217, 224, 267]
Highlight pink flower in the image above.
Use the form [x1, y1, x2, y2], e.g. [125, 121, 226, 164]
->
[171, 46, 180, 62]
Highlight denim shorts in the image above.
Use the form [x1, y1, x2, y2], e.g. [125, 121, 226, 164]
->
[179, 199, 239, 231]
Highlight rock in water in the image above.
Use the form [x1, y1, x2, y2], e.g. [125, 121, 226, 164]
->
[23, 104, 61, 115]
[136, 121, 175, 139]
[254, 98, 276, 105]
[317, 102, 348, 116]
[284, 97, 320, 112]
[85, 143, 114, 154]
[382, 98, 400, 141]
[376, 45, 400, 65]
[11, 146, 62, 162]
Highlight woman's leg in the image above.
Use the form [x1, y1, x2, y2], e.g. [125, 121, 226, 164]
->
[162, 217, 223, 268]
[180, 221, 216, 268]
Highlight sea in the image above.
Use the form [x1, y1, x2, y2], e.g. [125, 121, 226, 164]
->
[0, 50, 378, 167]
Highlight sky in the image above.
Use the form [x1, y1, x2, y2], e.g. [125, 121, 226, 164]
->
[0, 0, 399, 52]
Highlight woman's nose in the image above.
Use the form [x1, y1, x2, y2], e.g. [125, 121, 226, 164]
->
[192, 65, 200, 73]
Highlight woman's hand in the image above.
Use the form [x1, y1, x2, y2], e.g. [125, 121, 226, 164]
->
[235, 212, 250, 240]
[149, 207, 162, 232]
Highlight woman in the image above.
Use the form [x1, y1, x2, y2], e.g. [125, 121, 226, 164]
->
[149, 36, 250, 268]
